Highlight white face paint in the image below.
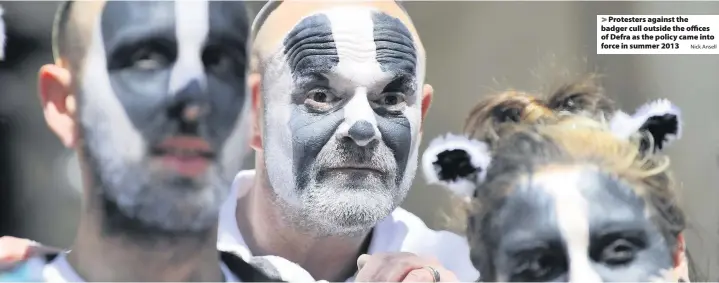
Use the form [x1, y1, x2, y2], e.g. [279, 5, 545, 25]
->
[77, 1, 251, 233]
[259, 7, 424, 236]
[485, 167, 676, 282]
[536, 169, 603, 283]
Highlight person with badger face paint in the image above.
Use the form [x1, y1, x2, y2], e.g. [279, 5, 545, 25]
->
[0, 1, 475, 282]
[422, 77, 693, 282]
[0, 1, 316, 281]
[219, 0, 475, 281]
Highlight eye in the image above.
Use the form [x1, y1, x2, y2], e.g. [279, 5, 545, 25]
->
[129, 45, 172, 71]
[512, 251, 566, 282]
[375, 92, 407, 113]
[560, 94, 582, 112]
[304, 87, 338, 111]
[598, 238, 640, 266]
[203, 45, 240, 75]
[382, 93, 406, 106]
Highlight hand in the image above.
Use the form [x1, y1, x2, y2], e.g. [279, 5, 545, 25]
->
[0, 236, 35, 271]
[355, 252, 458, 282]
[0, 236, 63, 271]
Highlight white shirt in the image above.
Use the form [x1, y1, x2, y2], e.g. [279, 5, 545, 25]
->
[217, 170, 480, 282]
[1, 253, 240, 282]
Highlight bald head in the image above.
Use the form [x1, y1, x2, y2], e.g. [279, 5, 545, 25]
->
[252, 0, 431, 237]
[251, 0, 424, 73]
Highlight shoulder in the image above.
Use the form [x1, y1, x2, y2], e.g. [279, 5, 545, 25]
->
[248, 255, 316, 282]
[378, 208, 480, 281]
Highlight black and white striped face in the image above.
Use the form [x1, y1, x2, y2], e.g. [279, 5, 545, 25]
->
[78, 1, 250, 232]
[261, 7, 424, 235]
[476, 167, 675, 282]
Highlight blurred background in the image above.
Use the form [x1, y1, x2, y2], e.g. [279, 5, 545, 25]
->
[1, 0, 718, 279]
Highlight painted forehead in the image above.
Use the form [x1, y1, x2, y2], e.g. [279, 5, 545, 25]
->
[281, 8, 417, 80]
[99, 1, 249, 55]
[497, 167, 650, 244]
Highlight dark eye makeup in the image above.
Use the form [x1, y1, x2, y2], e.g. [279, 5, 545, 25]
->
[508, 242, 567, 282]
[589, 230, 647, 266]
[108, 38, 177, 71]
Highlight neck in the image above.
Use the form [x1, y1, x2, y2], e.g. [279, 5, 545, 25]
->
[236, 162, 372, 281]
[67, 198, 224, 282]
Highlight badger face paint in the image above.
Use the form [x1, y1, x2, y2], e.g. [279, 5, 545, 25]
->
[474, 167, 674, 282]
[260, 7, 424, 236]
[78, 1, 251, 233]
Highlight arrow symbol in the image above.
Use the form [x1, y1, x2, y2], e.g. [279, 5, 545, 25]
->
[602, 17, 607, 22]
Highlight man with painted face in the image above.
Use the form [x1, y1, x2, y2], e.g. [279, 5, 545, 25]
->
[0, 1, 315, 281]
[216, 0, 478, 281]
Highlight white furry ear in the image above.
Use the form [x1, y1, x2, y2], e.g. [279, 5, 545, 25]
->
[609, 99, 681, 152]
[0, 6, 5, 60]
[421, 133, 492, 199]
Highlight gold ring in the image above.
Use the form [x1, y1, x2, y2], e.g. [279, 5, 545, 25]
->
[423, 266, 440, 282]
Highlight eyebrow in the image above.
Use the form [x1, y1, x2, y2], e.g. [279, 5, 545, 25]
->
[590, 220, 648, 237]
[382, 74, 415, 93]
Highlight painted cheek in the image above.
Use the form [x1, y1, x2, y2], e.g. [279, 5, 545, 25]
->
[108, 69, 172, 138]
[376, 115, 411, 184]
[206, 76, 247, 148]
[289, 106, 344, 189]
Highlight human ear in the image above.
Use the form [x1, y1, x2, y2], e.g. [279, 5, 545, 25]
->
[248, 73, 263, 151]
[419, 84, 433, 133]
[38, 63, 77, 148]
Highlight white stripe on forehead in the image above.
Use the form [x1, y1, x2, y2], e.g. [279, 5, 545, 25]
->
[324, 7, 386, 87]
[536, 169, 602, 283]
[325, 7, 386, 144]
[169, 0, 210, 94]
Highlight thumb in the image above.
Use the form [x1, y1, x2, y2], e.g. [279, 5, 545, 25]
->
[357, 254, 371, 270]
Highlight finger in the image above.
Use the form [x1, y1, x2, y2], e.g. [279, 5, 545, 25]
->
[357, 254, 370, 270]
[0, 238, 34, 261]
[402, 266, 458, 283]
[381, 253, 438, 282]
[403, 268, 435, 282]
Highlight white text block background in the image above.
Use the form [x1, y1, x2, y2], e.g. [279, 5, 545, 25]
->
[597, 15, 719, 55]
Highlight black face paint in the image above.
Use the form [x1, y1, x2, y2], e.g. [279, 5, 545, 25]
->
[77, 0, 251, 234]
[371, 11, 417, 75]
[283, 14, 339, 84]
[263, 7, 424, 235]
[479, 169, 674, 282]
[100, 1, 249, 153]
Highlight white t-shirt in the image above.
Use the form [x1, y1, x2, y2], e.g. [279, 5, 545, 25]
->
[217, 170, 480, 282]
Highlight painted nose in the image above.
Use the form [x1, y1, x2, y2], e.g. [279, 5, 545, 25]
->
[168, 80, 209, 132]
[348, 121, 377, 145]
[337, 120, 380, 147]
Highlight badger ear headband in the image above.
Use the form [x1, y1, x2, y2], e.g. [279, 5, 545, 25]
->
[421, 99, 682, 199]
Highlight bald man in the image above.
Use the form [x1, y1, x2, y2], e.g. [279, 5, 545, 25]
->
[217, 0, 478, 281]
[0, 1, 314, 281]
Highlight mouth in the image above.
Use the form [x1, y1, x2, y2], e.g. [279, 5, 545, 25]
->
[150, 136, 216, 178]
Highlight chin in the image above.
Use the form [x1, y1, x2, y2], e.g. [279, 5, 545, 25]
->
[297, 180, 399, 236]
[103, 164, 229, 232]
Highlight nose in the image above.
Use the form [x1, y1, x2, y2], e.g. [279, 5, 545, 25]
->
[168, 80, 209, 133]
[567, 256, 602, 283]
[336, 87, 381, 146]
[345, 120, 378, 146]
